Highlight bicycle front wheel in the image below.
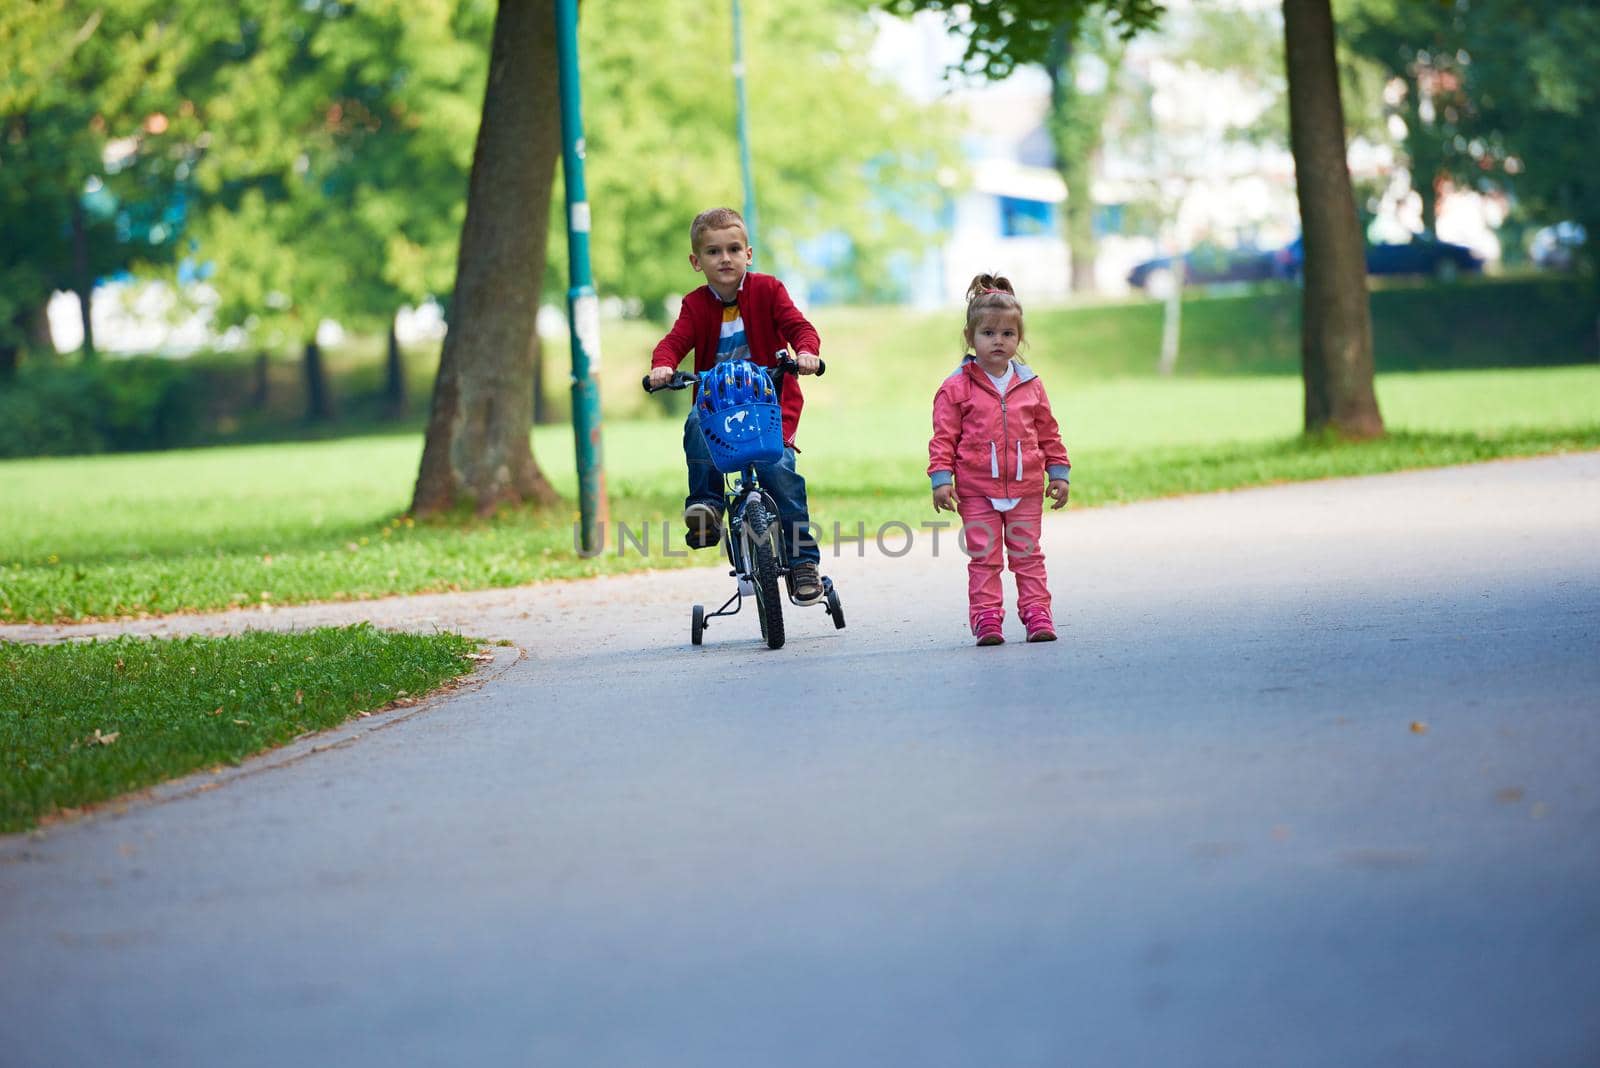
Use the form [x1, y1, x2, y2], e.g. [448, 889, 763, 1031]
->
[742, 500, 786, 650]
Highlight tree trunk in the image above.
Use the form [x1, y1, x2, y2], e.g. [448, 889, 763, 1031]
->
[412, 0, 561, 516]
[1404, 84, 1441, 234]
[2, 302, 52, 380]
[1284, 0, 1384, 439]
[530, 328, 555, 425]
[385, 319, 408, 418]
[303, 336, 334, 422]
[27, 302, 53, 353]
[1061, 151, 1098, 294]
[70, 196, 96, 360]
[252, 351, 270, 409]
[1046, 28, 1102, 294]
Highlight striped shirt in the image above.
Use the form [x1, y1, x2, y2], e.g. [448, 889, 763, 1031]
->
[715, 298, 749, 364]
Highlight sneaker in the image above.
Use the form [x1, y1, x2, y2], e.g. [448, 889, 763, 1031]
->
[789, 561, 823, 604]
[1022, 606, 1057, 643]
[683, 502, 722, 549]
[973, 612, 1005, 646]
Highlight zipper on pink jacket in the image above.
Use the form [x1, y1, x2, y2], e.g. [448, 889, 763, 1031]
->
[1000, 391, 1010, 493]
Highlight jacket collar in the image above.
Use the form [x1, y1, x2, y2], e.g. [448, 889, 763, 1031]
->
[704, 272, 752, 306]
[954, 353, 1038, 389]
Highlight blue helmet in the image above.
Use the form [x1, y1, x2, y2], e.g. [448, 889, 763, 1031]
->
[695, 358, 785, 471]
[698, 358, 777, 415]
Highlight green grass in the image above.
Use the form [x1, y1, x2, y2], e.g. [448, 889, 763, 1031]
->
[2, 364, 1597, 623]
[0, 625, 481, 832]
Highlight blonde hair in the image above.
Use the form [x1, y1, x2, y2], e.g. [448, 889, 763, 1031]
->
[690, 207, 749, 252]
[963, 273, 1025, 348]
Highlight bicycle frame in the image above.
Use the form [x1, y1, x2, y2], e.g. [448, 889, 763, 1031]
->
[706, 463, 786, 621]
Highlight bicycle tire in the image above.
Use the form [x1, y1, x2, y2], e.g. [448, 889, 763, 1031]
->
[742, 501, 786, 650]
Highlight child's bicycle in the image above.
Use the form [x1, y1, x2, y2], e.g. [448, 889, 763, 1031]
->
[642, 354, 845, 650]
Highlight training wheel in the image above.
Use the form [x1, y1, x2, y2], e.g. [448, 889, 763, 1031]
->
[826, 586, 846, 629]
[691, 604, 705, 646]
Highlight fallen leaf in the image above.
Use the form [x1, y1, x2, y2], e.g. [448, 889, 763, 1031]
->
[1494, 787, 1525, 804]
[1409, 721, 1428, 734]
[209, 706, 222, 717]
[232, 718, 251, 726]
[87, 729, 119, 746]
[294, 690, 303, 705]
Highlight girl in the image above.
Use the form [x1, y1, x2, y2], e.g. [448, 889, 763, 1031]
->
[928, 275, 1071, 646]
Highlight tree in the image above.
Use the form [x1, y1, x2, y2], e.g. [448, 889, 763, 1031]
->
[881, 0, 1162, 78]
[549, 0, 956, 316]
[1045, 20, 1126, 292]
[883, 0, 1385, 438]
[1285, 0, 1381, 436]
[0, 1, 192, 375]
[411, 0, 561, 515]
[180, 1, 490, 424]
[1346, 0, 1600, 276]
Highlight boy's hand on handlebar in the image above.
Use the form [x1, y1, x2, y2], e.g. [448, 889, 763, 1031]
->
[932, 485, 958, 513]
[1047, 479, 1070, 510]
[648, 366, 674, 388]
[795, 352, 820, 375]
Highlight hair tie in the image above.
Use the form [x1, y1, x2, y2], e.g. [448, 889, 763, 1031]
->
[982, 287, 1007, 295]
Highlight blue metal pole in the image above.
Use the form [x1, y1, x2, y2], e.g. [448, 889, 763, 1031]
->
[555, 0, 608, 554]
[733, 0, 759, 253]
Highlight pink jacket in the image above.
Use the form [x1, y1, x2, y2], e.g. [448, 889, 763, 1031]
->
[928, 357, 1071, 499]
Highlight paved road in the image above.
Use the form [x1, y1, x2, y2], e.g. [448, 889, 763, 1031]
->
[3, 455, 1598, 1067]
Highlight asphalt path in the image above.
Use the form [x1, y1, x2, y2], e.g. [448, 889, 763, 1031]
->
[3, 454, 1598, 1066]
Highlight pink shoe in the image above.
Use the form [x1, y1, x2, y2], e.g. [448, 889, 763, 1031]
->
[973, 611, 1005, 646]
[1021, 606, 1057, 643]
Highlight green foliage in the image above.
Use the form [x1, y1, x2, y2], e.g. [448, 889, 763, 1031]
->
[880, 0, 1166, 78]
[0, 1, 195, 351]
[178, 1, 494, 343]
[0, 356, 200, 457]
[554, 0, 959, 315]
[0, 625, 479, 831]
[1344, 0, 1600, 263]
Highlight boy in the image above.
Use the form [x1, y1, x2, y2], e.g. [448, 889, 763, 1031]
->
[648, 207, 824, 603]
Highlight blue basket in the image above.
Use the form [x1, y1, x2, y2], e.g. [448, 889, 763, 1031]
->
[696, 360, 785, 472]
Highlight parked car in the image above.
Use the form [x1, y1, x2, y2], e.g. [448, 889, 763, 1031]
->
[1126, 240, 1282, 295]
[1277, 233, 1484, 282]
[1132, 232, 1485, 295]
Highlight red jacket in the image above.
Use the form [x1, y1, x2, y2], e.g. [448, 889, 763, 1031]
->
[651, 272, 820, 443]
[928, 357, 1072, 499]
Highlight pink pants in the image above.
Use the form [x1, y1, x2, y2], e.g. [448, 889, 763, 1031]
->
[957, 495, 1051, 631]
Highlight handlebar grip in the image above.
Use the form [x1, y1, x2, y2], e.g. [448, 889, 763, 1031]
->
[643, 371, 699, 393]
[773, 353, 826, 378]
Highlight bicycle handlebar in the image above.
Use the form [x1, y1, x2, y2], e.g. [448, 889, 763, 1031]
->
[641, 352, 826, 393]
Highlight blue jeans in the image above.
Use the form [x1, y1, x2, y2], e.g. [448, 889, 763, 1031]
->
[685, 407, 820, 566]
